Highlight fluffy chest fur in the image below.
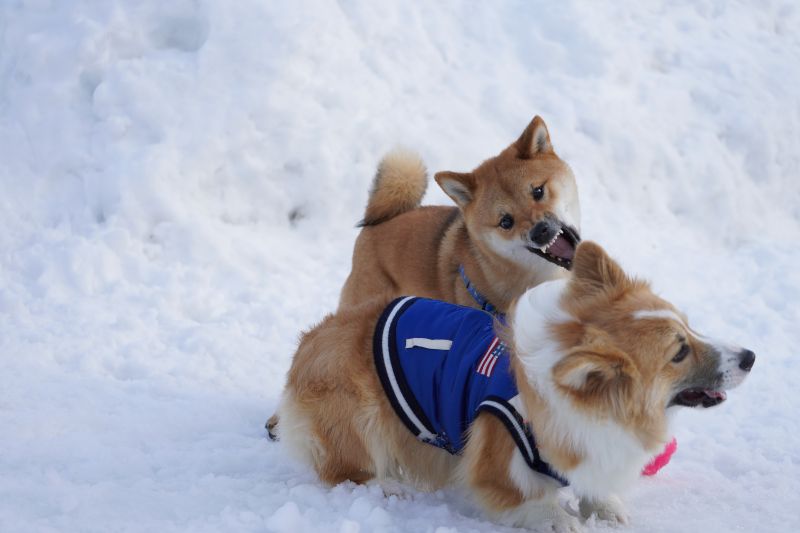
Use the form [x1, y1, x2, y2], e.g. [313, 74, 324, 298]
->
[512, 279, 665, 499]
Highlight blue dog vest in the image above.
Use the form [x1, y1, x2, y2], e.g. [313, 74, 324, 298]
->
[373, 296, 567, 485]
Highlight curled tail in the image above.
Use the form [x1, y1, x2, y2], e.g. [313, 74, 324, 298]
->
[358, 149, 427, 227]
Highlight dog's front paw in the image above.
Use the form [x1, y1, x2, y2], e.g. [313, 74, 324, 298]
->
[546, 511, 584, 533]
[366, 478, 411, 499]
[499, 500, 584, 533]
[578, 495, 629, 525]
[265, 413, 280, 441]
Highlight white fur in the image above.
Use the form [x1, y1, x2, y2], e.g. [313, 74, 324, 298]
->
[632, 308, 684, 323]
[690, 331, 749, 389]
[508, 448, 562, 498]
[479, 167, 580, 278]
[512, 279, 571, 339]
[712, 339, 750, 389]
[494, 494, 583, 533]
[549, 167, 581, 234]
[578, 494, 630, 524]
[277, 391, 323, 468]
[512, 281, 655, 500]
[484, 232, 565, 281]
[361, 406, 398, 482]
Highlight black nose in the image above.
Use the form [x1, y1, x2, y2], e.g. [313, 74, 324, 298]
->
[738, 349, 756, 371]
[530, 219, 558, 246]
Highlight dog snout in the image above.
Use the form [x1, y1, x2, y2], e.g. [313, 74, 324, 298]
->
[530, 219, 558, 246]
[738, 349, 756, 372]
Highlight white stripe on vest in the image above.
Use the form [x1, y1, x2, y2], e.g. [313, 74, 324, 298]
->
[477, 396, 535, 465]
[404, 338, 453, 350]
[380, 297, 437, 441]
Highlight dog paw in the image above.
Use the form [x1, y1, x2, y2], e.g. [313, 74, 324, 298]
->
[546, 512, 584, 533]
[578, 495, 629, 525]
[266, 414, 280, 441]
[366, 478, 411, 499]
[499, 500, 584, 533]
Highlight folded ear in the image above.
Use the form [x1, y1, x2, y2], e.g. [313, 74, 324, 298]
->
[435, 171, 475, 208]
[570, 241, 629, 296]
[552, 338, 638, 416]
[516, 115, 553, 158]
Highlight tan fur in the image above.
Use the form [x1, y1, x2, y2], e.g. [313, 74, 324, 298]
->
[544, 243, 705, 450]
[340, 115, 579, 314]
[268, 117, 577, 438]
[279, 295, 534, 508]
[360, 149, 428, 226]
[280, 296, 458, 490]
[279, 242, 750, 529]
[459, 415, 536, 511]
[501, 242, 732, 453]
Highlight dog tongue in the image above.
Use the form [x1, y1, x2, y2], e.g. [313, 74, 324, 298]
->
[547, 234, 575, 260]
[705, 390, 727, 401]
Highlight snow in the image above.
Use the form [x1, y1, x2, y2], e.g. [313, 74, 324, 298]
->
[1, 0, 799, 531]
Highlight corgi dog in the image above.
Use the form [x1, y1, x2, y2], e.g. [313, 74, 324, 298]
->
[339, 115, 580, 317]
[277, 242, 754, 532]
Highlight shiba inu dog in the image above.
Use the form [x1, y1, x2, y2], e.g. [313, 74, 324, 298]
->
[266, 115, 580, 439]
[339, 115, 580, 317]
[277, 242, 754, 532]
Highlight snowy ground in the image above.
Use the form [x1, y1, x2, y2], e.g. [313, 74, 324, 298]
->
[1, 1, 799, 532]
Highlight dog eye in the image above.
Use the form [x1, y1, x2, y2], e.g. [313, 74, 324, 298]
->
[672, 344, 690, 363]
[499, 214, 515, 229]
[531, 185, 545, 201]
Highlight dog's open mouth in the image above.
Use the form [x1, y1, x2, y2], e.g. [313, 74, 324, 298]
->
[672, 387, 727, 408]
[526, 225, 580, 270]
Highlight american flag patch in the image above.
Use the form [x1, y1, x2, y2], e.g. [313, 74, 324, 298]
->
[477, 337, 505, 377]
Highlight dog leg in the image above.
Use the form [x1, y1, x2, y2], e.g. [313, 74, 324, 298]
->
[281, 400, 375, 486]
[462, 415, 584, 532]
[578, 494, 629, 525]
[317, 460, 374, 486]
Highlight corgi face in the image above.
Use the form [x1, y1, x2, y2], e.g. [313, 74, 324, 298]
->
[513, 242, 754, 450]
[435, 116, 581, 271]
[628, 308, 755, 409]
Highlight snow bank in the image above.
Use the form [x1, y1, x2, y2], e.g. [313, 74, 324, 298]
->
[1, 1, 798, 531]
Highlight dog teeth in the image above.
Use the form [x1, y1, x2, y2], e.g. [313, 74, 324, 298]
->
[541, 229, 563, 252]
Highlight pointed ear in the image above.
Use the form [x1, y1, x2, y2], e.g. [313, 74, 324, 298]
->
[516, 115, 553, 158]
[552, 339, 638, 412]
[435, 171, 475, 208]
[570, 241, 629, 295]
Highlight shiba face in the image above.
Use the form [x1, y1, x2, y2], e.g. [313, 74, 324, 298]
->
[435, 116, 581, 271]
